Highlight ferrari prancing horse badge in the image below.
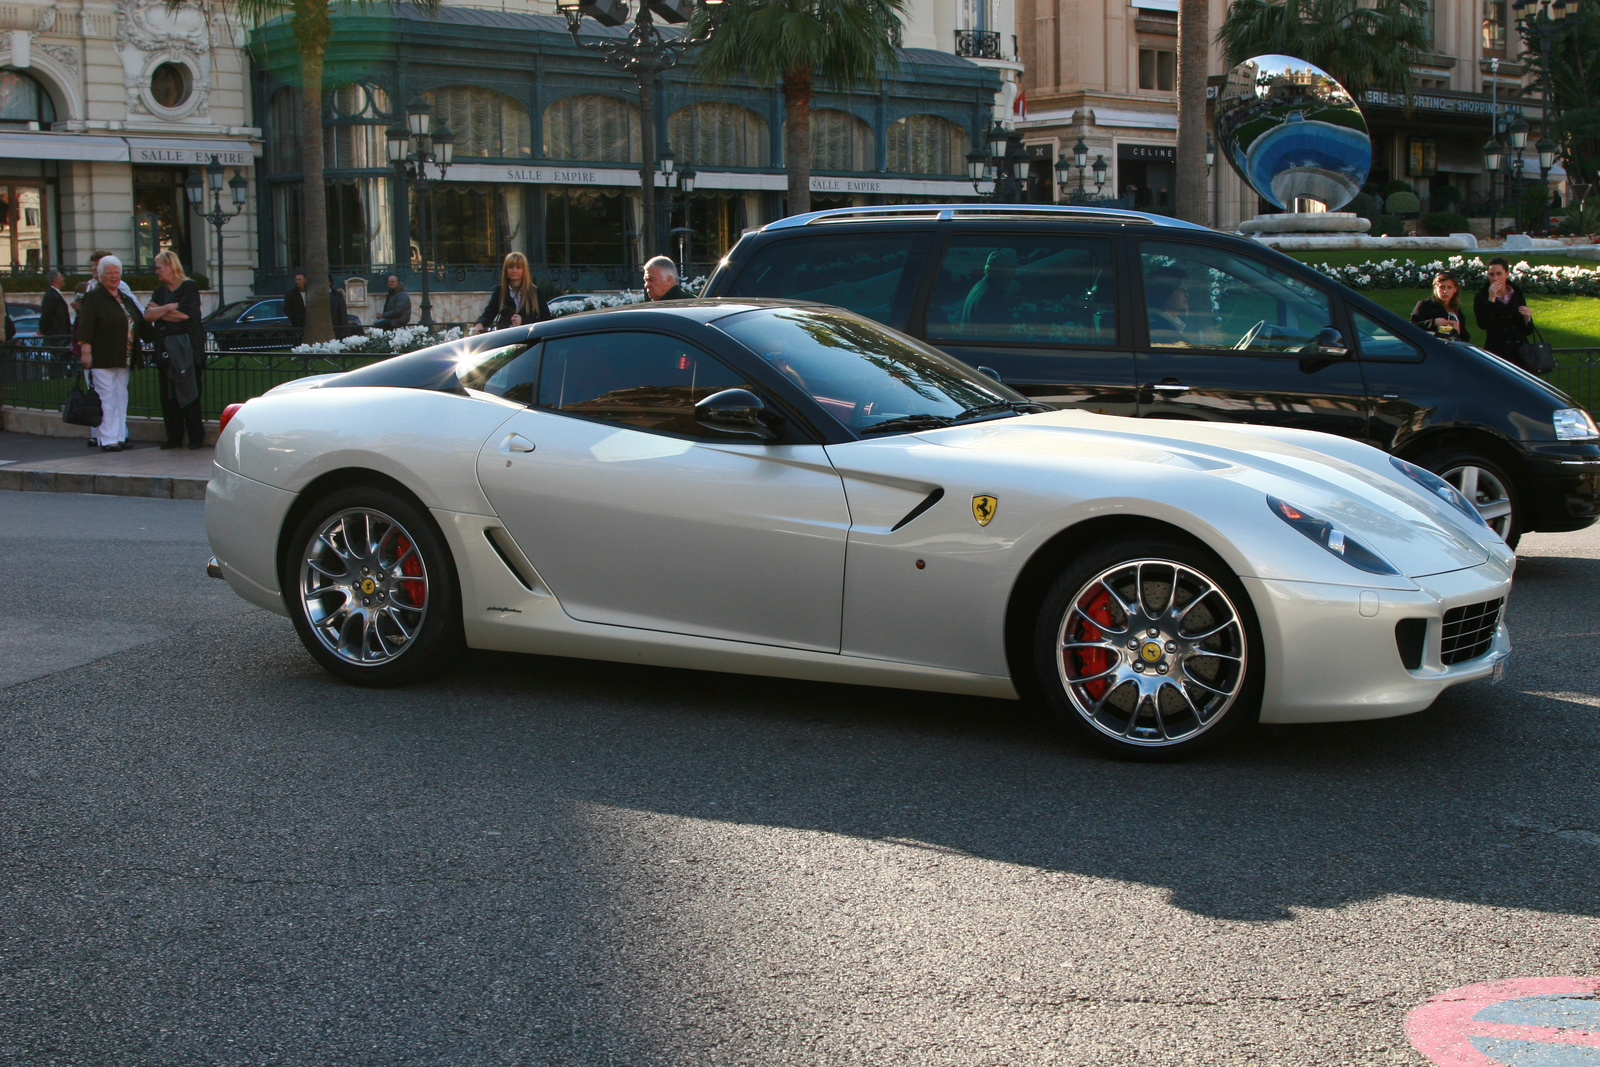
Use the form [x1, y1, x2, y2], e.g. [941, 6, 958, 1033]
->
[972, 495, 998, 527]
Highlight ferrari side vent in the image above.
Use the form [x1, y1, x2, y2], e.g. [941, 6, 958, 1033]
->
[1440, 598, 1503, 664]
[484, 527, 538, 592]
[891, 488, 945, 532]
[1394, 618, 1428, 670]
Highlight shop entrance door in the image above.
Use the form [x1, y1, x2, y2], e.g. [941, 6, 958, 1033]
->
[0, 184, 49, 270]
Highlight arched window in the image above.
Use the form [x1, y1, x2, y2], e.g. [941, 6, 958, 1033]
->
[886, 114, 966, 175]
[326, 83, 391, 170]
[0, 69, 58, 126]
[424, 86, 531, 160]
[543, 94, 641, 163]
[667, 103, 770, 168]
[807, 109, 874, 171]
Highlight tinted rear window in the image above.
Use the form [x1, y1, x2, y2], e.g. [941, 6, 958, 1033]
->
[724, 232, 928, 328]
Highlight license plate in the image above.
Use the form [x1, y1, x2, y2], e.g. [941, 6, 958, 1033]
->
[1491, 657, 1508, 685]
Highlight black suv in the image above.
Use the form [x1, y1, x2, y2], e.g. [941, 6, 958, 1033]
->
[704, 205, 1599, 545]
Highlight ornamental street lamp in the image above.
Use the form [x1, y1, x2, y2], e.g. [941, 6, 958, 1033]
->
[968, 121, 1032, 202]
[185, 154, 249, 306]
[1508, 0, 1582, 231]
[387, 101, 455, 327]
[1057, 136, 1092, 202]
[657, 145, 697, 269]
[556, 0, 724, 257]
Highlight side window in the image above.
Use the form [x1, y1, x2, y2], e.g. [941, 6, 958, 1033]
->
[926, 233, 1117, 346]
[1140, 241, 1333, 353]
[537, 331, 751, 437]
[726, 233, 926, 326]
[458, 342, 541, 404]
[1352, 309, 1424, 361]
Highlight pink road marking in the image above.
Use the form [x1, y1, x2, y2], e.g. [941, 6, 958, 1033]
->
[1406, 976, 1600, 1066]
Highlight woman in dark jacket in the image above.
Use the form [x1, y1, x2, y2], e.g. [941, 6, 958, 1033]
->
[1410, 271, 1471, 342]
[1473, 256, 1534, 367]
[145, 251, 208, 449]
[473, 252, 549, 333]
[76, 256, 151, 452]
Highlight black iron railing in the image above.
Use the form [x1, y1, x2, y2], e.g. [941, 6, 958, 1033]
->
[954, 29, 1005, 59]
[1552, 348, 1599, 413]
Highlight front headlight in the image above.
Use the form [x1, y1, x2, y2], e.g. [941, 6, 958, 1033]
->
[1553, 408, 1599, 441]
[1390, 456, 1489, 528]
[1267, 496, 1400, 575]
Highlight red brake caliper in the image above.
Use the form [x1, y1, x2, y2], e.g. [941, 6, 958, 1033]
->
[1068, 588, 1116, 701]
[394, 536, 425, 607]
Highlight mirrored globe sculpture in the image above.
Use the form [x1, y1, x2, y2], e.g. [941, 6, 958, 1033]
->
[1214, 54, 1371, 212]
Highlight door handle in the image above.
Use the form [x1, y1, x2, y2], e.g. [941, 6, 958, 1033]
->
[1150, 382, 1189, 393]
[499, 433, 536, 453]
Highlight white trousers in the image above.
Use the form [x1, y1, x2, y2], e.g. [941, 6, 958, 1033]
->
[91, 367, 130, 446]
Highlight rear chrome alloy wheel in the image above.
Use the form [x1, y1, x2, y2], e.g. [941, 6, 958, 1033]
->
[1438, 462, 1514, 540]
[1055, 558, 1248, 748]
[299, 508, 430, 666]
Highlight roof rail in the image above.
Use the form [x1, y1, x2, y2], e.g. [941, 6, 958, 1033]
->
[763, 204, 1210, 231]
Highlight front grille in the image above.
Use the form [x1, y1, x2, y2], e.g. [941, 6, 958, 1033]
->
[1440, 598, 1503, 664]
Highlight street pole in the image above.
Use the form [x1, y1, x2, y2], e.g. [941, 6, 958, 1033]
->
[185, 155, 247, 306]
[387, 103, 455, 328]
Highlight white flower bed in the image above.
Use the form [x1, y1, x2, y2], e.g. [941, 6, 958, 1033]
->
[547, 275, 709, 316]
[1310, 256, 1600, 296]
[293, 324, 464, 355]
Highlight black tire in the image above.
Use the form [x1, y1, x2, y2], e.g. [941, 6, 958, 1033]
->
[1032, 536, 1263, 760]
[1414, 447, 1521, 549]
[283, 485, 464, 686]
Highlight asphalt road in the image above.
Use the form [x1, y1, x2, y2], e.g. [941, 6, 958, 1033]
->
[2, 492, 1596, 1066]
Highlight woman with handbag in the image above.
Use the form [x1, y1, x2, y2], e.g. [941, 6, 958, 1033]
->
[1473, 257, 1535, 368]
[472, 252, 549, 334]
[1409, 271, 1472, 342]
[76, 255, 150, 453]
[145, 251, 207, 449]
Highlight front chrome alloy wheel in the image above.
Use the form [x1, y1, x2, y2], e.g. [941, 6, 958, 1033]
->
[299, 508, 429, 666]
[1439, 463, 1514, 540]
[1055, 558, 1247, 747]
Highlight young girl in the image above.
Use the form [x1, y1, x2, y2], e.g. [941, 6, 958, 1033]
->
[1409, 271, 1471, 342]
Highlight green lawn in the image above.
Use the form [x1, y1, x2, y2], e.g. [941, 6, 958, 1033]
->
[1359, 290, 1600, 350]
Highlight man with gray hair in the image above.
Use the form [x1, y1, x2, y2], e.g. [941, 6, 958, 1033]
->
[642, 256, 691, 302]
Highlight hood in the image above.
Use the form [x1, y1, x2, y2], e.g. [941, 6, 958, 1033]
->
[920, 411, 1501, 579]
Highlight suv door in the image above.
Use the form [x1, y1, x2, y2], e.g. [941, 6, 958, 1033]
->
[1133, 239, 1370, 440]
[917, 230, 1136, 414]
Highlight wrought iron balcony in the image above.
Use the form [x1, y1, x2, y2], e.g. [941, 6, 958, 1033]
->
[955, 29, 1005, 60]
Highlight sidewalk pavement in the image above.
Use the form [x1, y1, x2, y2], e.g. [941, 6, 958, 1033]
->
[0, 431, 213, 500]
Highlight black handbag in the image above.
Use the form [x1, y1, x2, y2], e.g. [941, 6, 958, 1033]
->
[62, 370, 103, 427]
[1519, 325, 1555, 376]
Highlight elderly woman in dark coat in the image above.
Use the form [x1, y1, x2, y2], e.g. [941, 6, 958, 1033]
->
[145, 250, 208, 449]
[1473, 257, 1535, 367]
[76, 255, 152, 452]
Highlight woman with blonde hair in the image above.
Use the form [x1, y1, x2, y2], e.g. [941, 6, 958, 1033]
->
[474, 251, 549, 333]
[145, 249, 208, 448]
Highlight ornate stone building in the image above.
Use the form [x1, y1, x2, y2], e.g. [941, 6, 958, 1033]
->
[0, 0, 259, 297]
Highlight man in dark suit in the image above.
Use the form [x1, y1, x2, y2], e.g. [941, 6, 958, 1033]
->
[283, 272, 307, 328]
[329, 281, 349, 334]
[38, 269, 72, 341]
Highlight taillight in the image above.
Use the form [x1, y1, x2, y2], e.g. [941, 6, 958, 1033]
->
[218, 402, 244, 435]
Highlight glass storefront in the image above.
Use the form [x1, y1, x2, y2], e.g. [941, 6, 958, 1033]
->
[131, 166, 192, 270]
[545, 188, 634, 267]
[415, 183, 524, 267]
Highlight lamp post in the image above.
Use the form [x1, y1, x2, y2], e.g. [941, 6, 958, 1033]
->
[185, 155, 248, 306]
[657, 144, 697, 269]
[387, 100, 455, 327]
[1507, 112, 1529, 230]
[1057, 136, 1090, 202]
[556, 0, 724, 259]
[967, 120, 1032, 202]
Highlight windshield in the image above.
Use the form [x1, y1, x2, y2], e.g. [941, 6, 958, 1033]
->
[205, 300, 252, 322]
[714, 306, 1027, 435]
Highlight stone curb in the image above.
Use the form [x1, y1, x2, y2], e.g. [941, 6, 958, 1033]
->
[0, 466, 208, 500]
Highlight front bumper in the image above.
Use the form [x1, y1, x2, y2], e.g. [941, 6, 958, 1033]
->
[1521, 443, 1600, 532]
[1245, 562, 1513, 725]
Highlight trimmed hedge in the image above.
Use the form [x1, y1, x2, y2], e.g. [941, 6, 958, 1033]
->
[1420, 210, 1470, 236]
[1, 271, 211, 294]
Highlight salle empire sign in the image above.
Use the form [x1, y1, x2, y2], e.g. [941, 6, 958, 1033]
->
[131, 147, 254, 166]
[449, 164, 900, 194]
[809, 177, 885, 193]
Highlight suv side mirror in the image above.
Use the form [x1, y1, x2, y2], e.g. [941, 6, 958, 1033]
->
[695, 388, 782, 440]
[1312, 327, 1349, 357]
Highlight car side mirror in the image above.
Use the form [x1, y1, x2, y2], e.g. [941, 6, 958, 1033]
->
[695, 388, 781, 441]
[978, 365, 1003, 382]
[1313, 326, 1349, 357]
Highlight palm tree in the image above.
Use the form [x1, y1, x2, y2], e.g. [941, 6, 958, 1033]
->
[234, 0, 440, 341]
[692, 0, 905, 216]
[1174, 0, 1210, 225]
[1215, 0, 1432, 99]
